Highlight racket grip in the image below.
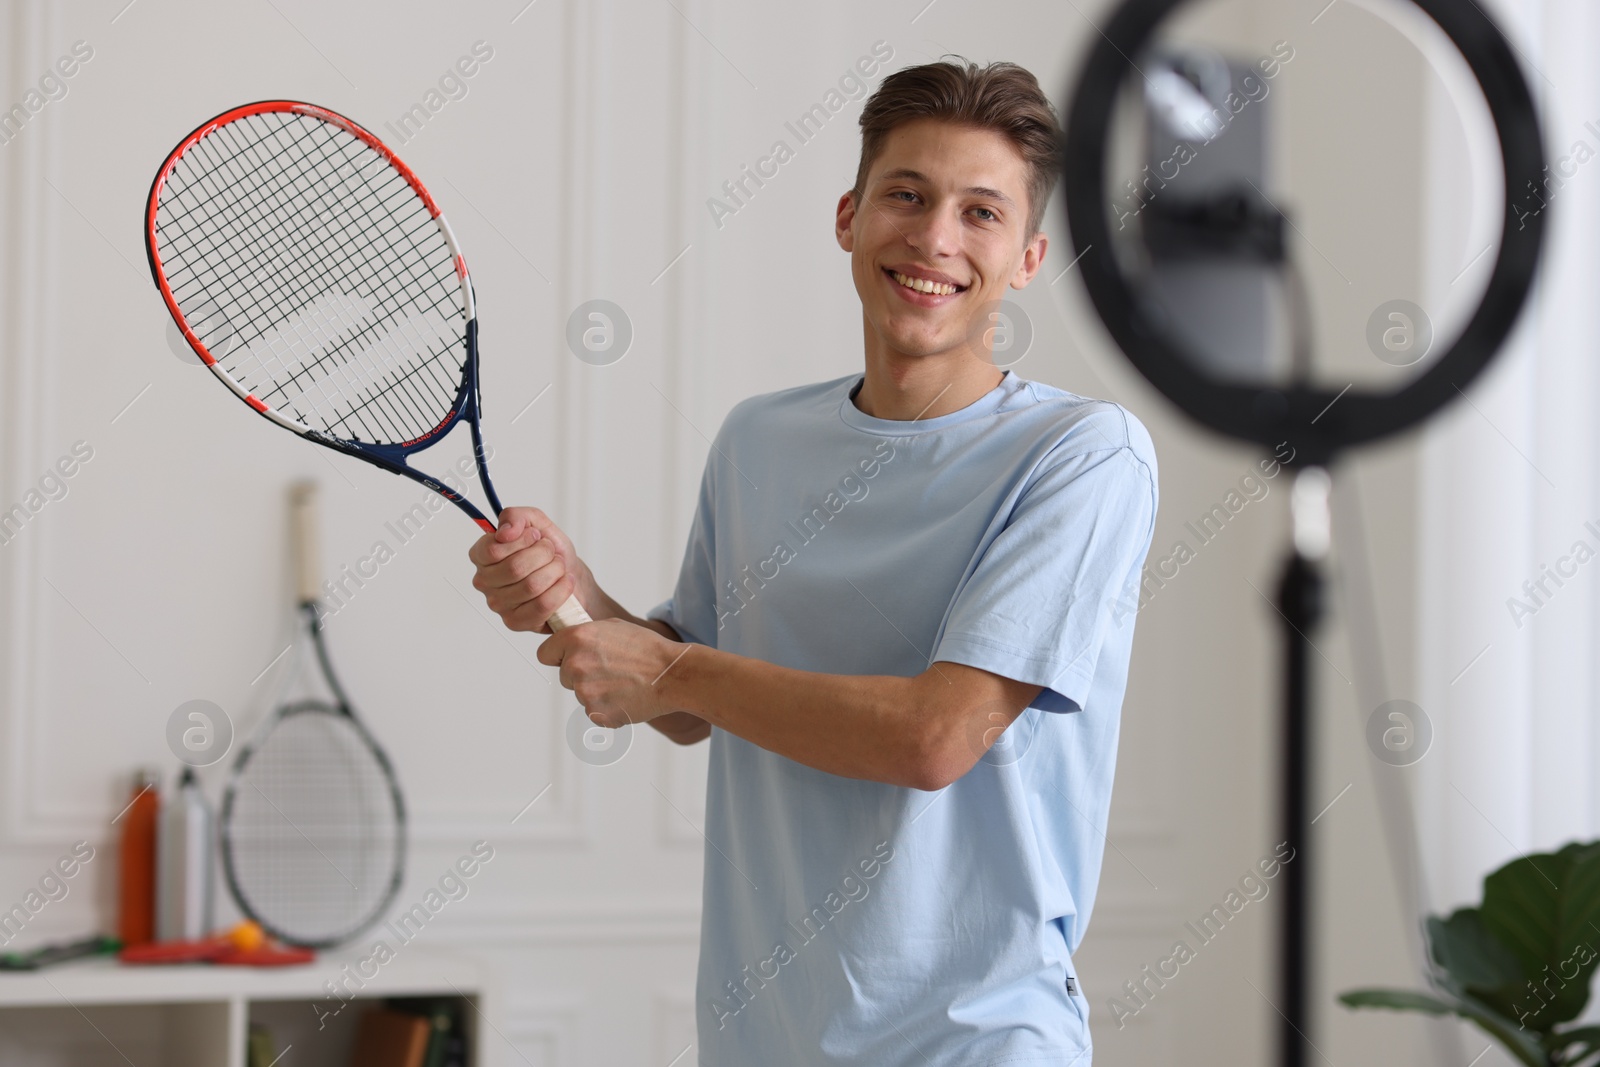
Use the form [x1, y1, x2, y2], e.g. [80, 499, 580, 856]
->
[546, 593, 592, 631]
[289, 482, 321, 605]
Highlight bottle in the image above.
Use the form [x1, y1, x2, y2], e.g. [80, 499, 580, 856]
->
[117, 768, 160, 947]
[156, 768, 215, 942]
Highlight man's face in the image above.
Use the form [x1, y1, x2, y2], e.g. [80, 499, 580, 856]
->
[836, 118, 1046, 362]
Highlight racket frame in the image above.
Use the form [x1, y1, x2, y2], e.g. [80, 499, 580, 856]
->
[145, 100, 506, 532]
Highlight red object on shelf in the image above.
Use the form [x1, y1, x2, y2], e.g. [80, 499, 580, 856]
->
[212, 944, 316, 967]
[118, 922, 314, 967]
[116, 769, 160, 948]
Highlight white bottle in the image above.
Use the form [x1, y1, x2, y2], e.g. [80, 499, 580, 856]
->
[156, 767, 214, 941]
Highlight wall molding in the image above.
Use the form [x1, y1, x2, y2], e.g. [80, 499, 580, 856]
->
[652, 988, 699, 1067]
[499, 993, 583, 1067]
[2, 0, 61, 850]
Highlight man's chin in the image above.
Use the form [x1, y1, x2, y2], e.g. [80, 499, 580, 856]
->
[871, 320, 954, 357]
[883, 342, 946, 361]
[880, 330, 975, 362]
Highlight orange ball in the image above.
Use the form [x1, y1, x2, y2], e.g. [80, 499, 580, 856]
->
[227, 920, 265, 952]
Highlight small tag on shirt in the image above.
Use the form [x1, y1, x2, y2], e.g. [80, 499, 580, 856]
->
[1065, 975, 1078, 997]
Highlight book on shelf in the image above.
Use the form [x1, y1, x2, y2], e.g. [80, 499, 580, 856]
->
[246, 1024, 275, 1067]
[386, 995, 468, 1067]
[349, 1008, 431, 1067]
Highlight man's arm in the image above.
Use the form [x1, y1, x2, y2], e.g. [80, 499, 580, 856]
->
[468, 507, 711, 745]
[470, 509, 1041, 777]
[538, 620, 1042, 791]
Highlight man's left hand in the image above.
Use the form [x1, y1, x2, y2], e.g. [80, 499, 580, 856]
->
[537, 619, 691, 728]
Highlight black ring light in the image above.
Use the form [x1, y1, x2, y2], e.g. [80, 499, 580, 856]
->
[1060, 4, 1546, 1066]
[1062, 0, 1547, 466]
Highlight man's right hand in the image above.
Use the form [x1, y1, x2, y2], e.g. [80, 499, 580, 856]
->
[468, 507, 593, 633]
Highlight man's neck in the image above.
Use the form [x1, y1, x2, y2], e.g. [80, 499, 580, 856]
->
[852, 349, 1004, 422]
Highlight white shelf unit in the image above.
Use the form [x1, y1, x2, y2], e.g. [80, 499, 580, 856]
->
[0, 946, 488, 1067]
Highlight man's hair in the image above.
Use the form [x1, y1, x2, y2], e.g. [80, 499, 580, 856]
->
[853, 58, 1062, 240]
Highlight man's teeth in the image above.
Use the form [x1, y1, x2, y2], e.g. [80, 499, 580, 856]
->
[892, 271, 959, 296]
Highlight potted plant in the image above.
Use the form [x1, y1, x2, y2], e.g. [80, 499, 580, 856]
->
[1341, 840, 1600, 1066]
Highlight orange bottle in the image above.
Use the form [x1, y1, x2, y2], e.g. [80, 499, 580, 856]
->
[117, 768, 160, 947]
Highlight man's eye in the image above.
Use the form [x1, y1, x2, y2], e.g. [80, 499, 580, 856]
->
[973, 207, 997, 222]
[891, 190, 918, 203]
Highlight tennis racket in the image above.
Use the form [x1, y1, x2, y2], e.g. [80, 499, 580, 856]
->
[218, 482, 405, 949]
[144, 99, 591, 631]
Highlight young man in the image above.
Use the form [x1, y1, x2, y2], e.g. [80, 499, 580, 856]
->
[470, 59, 1157, 1065]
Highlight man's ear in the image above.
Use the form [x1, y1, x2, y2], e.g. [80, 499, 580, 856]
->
[835, 190, 859, 252]
[1010, 231, 1048, 289]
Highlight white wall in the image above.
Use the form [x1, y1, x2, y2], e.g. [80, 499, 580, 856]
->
[0, 0, 1490, 1063]
[1413, 0, 1600, 1063]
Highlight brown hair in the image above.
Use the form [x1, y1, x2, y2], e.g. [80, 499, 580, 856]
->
[853, 58, 1062, 239]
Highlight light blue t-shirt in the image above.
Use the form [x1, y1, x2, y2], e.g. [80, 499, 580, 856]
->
[650, 371, 1158, 1066]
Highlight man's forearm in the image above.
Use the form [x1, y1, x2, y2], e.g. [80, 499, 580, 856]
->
[568, 569, 1035, 772]
[657, 648, 1010, 790]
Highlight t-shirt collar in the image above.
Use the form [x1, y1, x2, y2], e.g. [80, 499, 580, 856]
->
[841, 370, 1015, 436]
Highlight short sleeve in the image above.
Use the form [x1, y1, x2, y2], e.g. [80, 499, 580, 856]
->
[647, 451, 720, 648]
[932, 433, 1157, 713]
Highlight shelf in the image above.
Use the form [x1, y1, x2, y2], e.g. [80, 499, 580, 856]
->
[0, 947, 486, 1067]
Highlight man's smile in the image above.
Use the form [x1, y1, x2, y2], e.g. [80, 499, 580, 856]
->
[883, 265, 968, 306]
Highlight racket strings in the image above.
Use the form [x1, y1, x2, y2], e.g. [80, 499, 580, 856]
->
[168, 121, 394, 359]
[154, 110, 468, 446]
[167, 115, 446, 379]
[178, 117, 458, 441]
[192, 118, 455, 421]
[163, 118, 363, 284]
[164, 125, 442, 444]
[226, 707, 402, 944]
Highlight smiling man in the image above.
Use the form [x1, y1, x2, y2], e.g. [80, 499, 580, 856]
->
[470, 59, 1158, 1066]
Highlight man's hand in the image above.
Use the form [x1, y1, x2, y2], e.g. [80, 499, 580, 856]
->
[468, 507, 593, 633]
[467, 508, 712, 745]
[537, 619, 690, 728]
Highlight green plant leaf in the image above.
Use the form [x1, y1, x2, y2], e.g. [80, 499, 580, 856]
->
[1459, 991, 1555, 1067]
[1452, 991, 1555, 1067]
[1339, 987, 1546, 1067]
[1428, 909, 1527, 1017]
[1546, 1023, 1600, 1056]
[1481, 840, 1600, 1028]
[1340, 988, 1457, 1014]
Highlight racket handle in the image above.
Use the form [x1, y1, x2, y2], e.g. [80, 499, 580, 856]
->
[547, 593, 592, 631]
[289, 482, 321, 605]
